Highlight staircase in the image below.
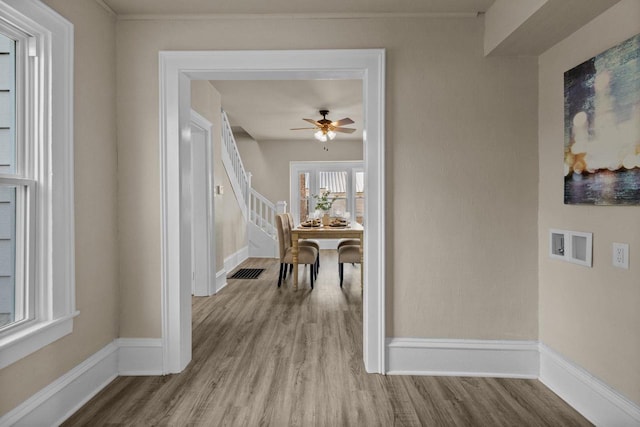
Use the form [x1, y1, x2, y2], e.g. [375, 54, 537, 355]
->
[221, 110, 280, 257]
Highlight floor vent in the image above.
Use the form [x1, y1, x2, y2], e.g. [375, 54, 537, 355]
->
[229, 268, 265, 279]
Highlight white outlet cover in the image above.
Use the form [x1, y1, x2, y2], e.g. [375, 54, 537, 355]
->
[612, 243, 629, 269]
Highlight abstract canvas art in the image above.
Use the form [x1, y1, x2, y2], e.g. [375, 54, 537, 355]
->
[564, 33, 640, 205]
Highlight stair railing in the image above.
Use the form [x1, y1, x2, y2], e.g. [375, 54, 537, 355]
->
[221, 110, 249, 219]
[221, 109, 278, 238]
[249, 190, 277, 238]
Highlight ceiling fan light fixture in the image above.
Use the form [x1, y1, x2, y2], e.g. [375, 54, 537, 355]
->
[292, 110, 355, 143]
[314, 130, 327, 142]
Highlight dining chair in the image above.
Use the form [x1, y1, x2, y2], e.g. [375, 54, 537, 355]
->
[337, 238, 360, 250]
[276, 214, 318, 289]
[286, 212, 320, 272]
[337, 244, 361, 288]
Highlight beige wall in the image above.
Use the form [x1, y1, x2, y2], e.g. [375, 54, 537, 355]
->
[190, 81, 222, 271]
[538, 0, 640, 405]
[116, 16, 539, 341]
[189, 81, 249, 274]
[235, 135, 363, 204]
[0, 0, 118, 416]
[190, 81, 248, 265]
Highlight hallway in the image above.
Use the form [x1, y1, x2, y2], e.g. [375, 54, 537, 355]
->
[64, 253, 590, 426]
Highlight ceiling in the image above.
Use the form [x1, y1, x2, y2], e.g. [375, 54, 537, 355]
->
[102, 0, 495, 16]
[211, 80, 363, 142]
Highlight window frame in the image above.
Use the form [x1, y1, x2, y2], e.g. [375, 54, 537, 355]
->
[290, 161, 364, 225]
[0, 19, 35, 333]
[0, 178, 36, 330]
[0, 0, 76, 370]
[352, 167, 365, 224]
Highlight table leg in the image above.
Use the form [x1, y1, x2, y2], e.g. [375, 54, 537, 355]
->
[292, 233, 299, 291]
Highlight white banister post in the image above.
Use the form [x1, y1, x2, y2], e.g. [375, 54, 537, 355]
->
[276, 201, 287, 214]
[246, 172, 252, 217]
[270, 209, 275, 235]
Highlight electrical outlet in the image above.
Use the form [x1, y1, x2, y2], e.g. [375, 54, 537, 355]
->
[612, 243, 629, 269]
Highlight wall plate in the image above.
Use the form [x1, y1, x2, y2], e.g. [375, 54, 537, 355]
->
[612, 243, 629, 269]
[549, 229, 592, 267]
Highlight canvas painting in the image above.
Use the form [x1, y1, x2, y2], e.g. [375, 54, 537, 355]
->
[564, 33, 640, 205]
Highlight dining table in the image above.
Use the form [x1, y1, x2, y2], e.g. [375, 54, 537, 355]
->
[290, 221, 364, 291]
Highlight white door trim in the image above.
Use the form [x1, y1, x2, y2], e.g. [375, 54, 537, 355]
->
[189, 110, 216, 296]
[159, 49, 386, 374]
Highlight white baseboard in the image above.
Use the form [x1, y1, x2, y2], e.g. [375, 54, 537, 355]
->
[0, 342, 119, 427]
[0, 338, 165, 426]
[215, 269, 227, 293]
[386, 338, 539, 378]
[539, 344, 640, 427]
[5, 336, 638, 427]
[116, 338, 163, 376]
[224, 246, 249, 274]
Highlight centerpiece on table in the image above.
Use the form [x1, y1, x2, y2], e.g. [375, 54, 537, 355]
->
[312, 190, 334, 226]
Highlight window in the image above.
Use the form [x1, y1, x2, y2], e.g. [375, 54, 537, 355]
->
[354, 169, 365, 224]
[0, 32, 17, 328]
[0, 27, 35, 332]
[0, 0, 75, 370]
[319, 170, 348, 216]
[297, 171, 310, 222]
[290, 161, 365, 225]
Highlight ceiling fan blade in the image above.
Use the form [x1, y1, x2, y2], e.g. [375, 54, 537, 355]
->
[333, 127, 356, 134]
[290, 127, 318, 130]
[303, 118, 320, 126]
[332, 118, 354, 127]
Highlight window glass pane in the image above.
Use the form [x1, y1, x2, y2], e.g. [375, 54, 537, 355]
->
[0, 33, 16, 175]
[0, 185, 18, 328]
[298, 172, 310, 223]
[331, 198, 347, 217]
[319, 171, 347, 216]
[355, 171, 365, 224]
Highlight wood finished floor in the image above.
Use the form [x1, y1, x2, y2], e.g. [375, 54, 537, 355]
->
[64, 252, 591, 426]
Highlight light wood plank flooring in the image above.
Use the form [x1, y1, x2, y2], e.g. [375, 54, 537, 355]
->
[64, 252, 591, 426]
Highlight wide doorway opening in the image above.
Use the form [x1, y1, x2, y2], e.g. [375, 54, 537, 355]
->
[159, 49, 386, 374]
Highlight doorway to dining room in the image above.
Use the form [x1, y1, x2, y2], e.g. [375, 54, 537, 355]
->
[159, 49, 386, 375]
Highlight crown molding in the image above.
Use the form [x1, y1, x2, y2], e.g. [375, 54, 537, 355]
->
[94, 0, 117, 17]
[116, 12, 479, 21]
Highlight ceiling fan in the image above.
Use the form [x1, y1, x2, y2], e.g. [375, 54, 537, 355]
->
[291, 109, 356, 143]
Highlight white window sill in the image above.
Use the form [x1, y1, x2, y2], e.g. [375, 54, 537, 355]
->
[0, 311, 79, 370]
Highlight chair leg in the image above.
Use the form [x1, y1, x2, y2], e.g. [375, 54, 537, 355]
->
[289, 264, 293, 274]
[310, 265, 315, 289]
[339, 263, 344, 287]
[278, 263, 284, 287]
